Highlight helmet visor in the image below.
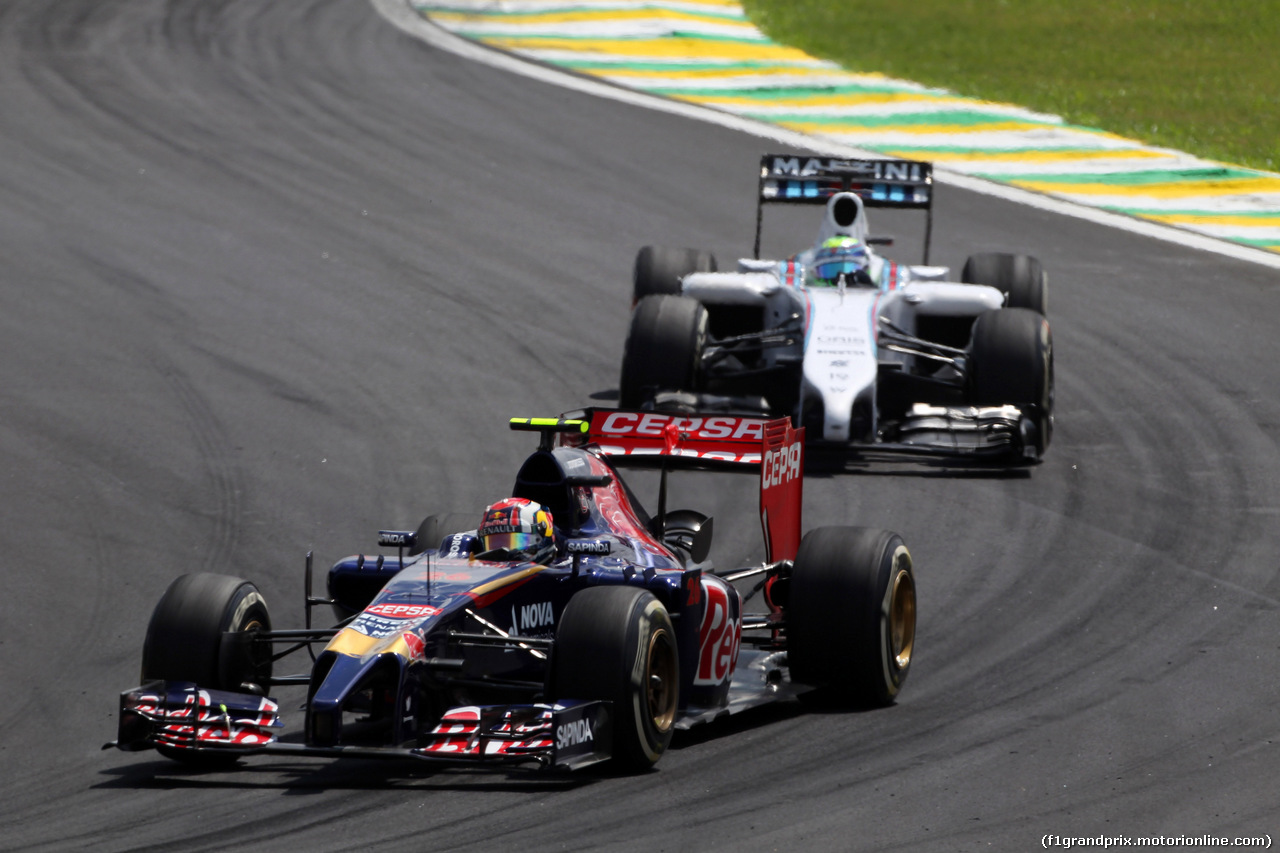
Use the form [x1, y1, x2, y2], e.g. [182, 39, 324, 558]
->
[483, 531, 543, 556]
[814, 257, 866, 281]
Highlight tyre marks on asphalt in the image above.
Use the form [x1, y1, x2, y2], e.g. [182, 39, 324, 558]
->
[410, 0, 1280, 256]
[846, 316, 1280, 841]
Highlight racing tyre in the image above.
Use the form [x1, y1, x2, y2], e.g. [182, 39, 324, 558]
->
[619, 294, 708, 408]
[141, 573, 272, 691]
[787, 527, 916, 707]
[632, 245, 717, 305]
[410, 512, 477, 556]
[967, 308, 1054, 456]
[961, 252, 1048, 316]
[140, 573, 272, 765]
[551, 586, 679, 771]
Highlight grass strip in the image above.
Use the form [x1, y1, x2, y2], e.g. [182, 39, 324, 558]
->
[741, 0, 1279, 171]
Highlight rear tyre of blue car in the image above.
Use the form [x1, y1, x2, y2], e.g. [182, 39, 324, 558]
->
[632, 245, 717, 306]
[619, 294, 707, 409]
[409, 511, 477, 556]
[787, 527, 916, 707]
[551, 586, 679, 771]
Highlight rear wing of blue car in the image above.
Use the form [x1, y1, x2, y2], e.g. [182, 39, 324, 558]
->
[516, 410, 805, 564]
[754, 153, 935, 261]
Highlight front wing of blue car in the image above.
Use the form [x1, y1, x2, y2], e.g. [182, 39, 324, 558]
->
[108, 681, 611, 771]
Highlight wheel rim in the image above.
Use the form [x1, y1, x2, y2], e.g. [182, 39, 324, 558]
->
[646, 628, 678, 733]
[888, 566, 916, 670]
[238, 618, 267, 685]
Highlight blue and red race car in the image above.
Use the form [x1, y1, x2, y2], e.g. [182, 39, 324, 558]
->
[109, 410, 917, 771]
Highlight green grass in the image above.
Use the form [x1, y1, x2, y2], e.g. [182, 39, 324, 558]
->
[740, 0, 1280, 171]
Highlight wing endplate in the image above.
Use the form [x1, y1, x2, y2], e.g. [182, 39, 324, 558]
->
[759, 419, 805, 563]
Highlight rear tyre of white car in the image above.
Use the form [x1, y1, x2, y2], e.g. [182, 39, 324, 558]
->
[962, 252, 1048, 316]
[550, 586, 679, 771]
[968, 308, 1054, 455]
[632, 245, 717, 305]
[787, 527, 916, 707]
[619, 294, 707, 408]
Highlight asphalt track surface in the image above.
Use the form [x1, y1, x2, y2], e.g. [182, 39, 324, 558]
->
[2, 1, 1278, 850]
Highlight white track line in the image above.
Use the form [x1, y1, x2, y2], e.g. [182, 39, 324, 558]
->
[371, 0, 1280, 270]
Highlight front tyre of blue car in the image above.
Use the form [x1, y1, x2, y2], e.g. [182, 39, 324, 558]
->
[140, 572, 272, 765]
[551, 586, 679, 771]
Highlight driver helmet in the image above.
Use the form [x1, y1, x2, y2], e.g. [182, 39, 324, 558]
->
[477, 498, 555, 563]
[810, 236, 870, 286]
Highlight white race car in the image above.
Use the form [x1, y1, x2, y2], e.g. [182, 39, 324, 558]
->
[619, 154, 1053, 463]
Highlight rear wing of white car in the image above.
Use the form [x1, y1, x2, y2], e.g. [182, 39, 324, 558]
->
[754, 153, 935, 262]
[521, 411, 805, 563]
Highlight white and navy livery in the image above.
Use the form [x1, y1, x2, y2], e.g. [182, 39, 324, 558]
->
[620, 154, 1054, 463]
